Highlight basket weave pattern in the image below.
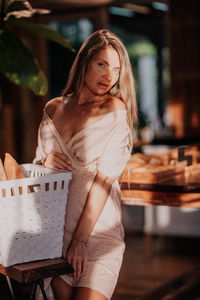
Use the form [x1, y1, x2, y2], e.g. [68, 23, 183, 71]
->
[0, 164, 71, 267]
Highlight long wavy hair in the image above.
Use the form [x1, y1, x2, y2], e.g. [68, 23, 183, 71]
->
[62, 29, 137, 148]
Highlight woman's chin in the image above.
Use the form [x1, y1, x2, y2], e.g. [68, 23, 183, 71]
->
[95, 88, 109, 95]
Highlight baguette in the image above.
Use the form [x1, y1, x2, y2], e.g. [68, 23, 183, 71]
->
[0, 158, 7, 197]
[4, 153, 25, 195]
[0, 158, 7, 181]
[4, 153, 24, 180]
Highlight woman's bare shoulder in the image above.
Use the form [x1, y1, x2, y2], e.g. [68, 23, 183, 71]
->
[44, 97, 63, 118]
[105, 96, 127, 112]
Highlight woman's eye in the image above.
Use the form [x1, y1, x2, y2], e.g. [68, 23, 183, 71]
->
[114, 69, 120, 74]
[98, 62, 104, 67]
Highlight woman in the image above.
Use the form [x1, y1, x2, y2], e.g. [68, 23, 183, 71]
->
[34, 29, 137, 300]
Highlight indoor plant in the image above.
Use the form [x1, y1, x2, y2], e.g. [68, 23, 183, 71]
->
[0, 0, 73, 95]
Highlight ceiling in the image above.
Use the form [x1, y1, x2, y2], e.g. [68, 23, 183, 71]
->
[29, 0, 169, 26]
[30, 0, 169, 10]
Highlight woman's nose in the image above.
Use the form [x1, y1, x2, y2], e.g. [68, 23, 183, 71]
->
[104, 68, 112, 82]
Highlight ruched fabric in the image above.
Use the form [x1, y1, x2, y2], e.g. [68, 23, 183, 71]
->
[34, 109, 131, 299]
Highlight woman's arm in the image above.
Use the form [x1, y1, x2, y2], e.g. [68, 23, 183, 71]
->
[66, 171, 115, 280]
[73, 171, 114, 240]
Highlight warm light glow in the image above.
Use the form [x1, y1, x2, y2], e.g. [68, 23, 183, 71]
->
[191, 112, 199, 128]
[166, 101, 184, 137]
[124, 3, 151, 15]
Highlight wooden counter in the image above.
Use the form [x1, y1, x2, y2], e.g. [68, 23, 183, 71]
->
[120, 145, 200, 208]
[120, 146, 200, 299]
[121, 171, 200, 208]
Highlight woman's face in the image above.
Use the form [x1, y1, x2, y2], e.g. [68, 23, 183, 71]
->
[84, 46, 121, 96]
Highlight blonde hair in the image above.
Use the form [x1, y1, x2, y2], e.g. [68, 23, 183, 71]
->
[62, 29, 137, 148]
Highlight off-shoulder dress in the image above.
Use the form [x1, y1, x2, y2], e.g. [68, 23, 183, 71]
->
[33, 108, 131, 300]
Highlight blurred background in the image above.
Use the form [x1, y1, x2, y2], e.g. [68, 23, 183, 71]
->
[1, 0, 200, 164]
[1, 0, 200, 238]
[1, 1, 200, 299]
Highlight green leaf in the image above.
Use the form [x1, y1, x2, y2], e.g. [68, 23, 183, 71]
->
[0, 0, 6, 27]
[9, 16, 74, 51]
[5, 1, 28, 14]
[0, 28, 47, 95]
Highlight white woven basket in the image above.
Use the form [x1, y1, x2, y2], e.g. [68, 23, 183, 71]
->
[0, 164, 72, 267]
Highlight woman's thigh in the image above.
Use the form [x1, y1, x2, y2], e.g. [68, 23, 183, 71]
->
[74, 287, 108, 300]
[51, 276, 74, 300]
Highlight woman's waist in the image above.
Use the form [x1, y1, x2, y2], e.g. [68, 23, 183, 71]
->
[64, 224, 124, 242]
[71, 167, 95, 177]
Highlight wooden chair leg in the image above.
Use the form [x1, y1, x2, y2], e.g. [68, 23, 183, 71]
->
[29, 279, 48, 300]
[6, 276, 16, 300]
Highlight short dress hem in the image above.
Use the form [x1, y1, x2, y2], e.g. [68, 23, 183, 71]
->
[34, 108, 131, 300]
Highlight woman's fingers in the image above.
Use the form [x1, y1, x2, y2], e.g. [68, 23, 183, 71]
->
[54, 151, 72, 170]
[66, 251, 87, 280]
[44, 150, 72, 170]
[66, 239, 88, 280]
[52, 156, 71, 170]
[82, 256, 87, 275]
[71, 257, 87, 280]
[56, 152, 71, 165]
[70, 256, 78, 279]
[74, 258, 82, 280]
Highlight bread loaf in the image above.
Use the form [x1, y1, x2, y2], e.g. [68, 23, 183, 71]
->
[0, 158, 7, 181]
[4, 153, 24, 180]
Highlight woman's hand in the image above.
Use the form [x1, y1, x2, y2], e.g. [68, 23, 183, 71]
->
[66, 238, 88, 281]
[43, 150, 72, 170]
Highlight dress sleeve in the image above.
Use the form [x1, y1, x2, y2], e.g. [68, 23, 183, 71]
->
[33, 110, 63, 164]
[97, 118, 131, 179]
[32, 113, 47, 164]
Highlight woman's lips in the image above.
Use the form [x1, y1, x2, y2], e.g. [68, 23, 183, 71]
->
[98, 82, 109, 89]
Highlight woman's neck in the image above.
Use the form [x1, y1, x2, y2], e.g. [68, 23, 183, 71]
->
[77, 85, 106, 106]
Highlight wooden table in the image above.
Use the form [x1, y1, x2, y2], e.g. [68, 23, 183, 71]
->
[120, 157, 200, 299]
[121, 171, 200, 208]
[0, 258, 73, 299]
[121, 144, 200, 208]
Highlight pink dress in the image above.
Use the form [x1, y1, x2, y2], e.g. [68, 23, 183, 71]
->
[34, 108, 131, 299]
